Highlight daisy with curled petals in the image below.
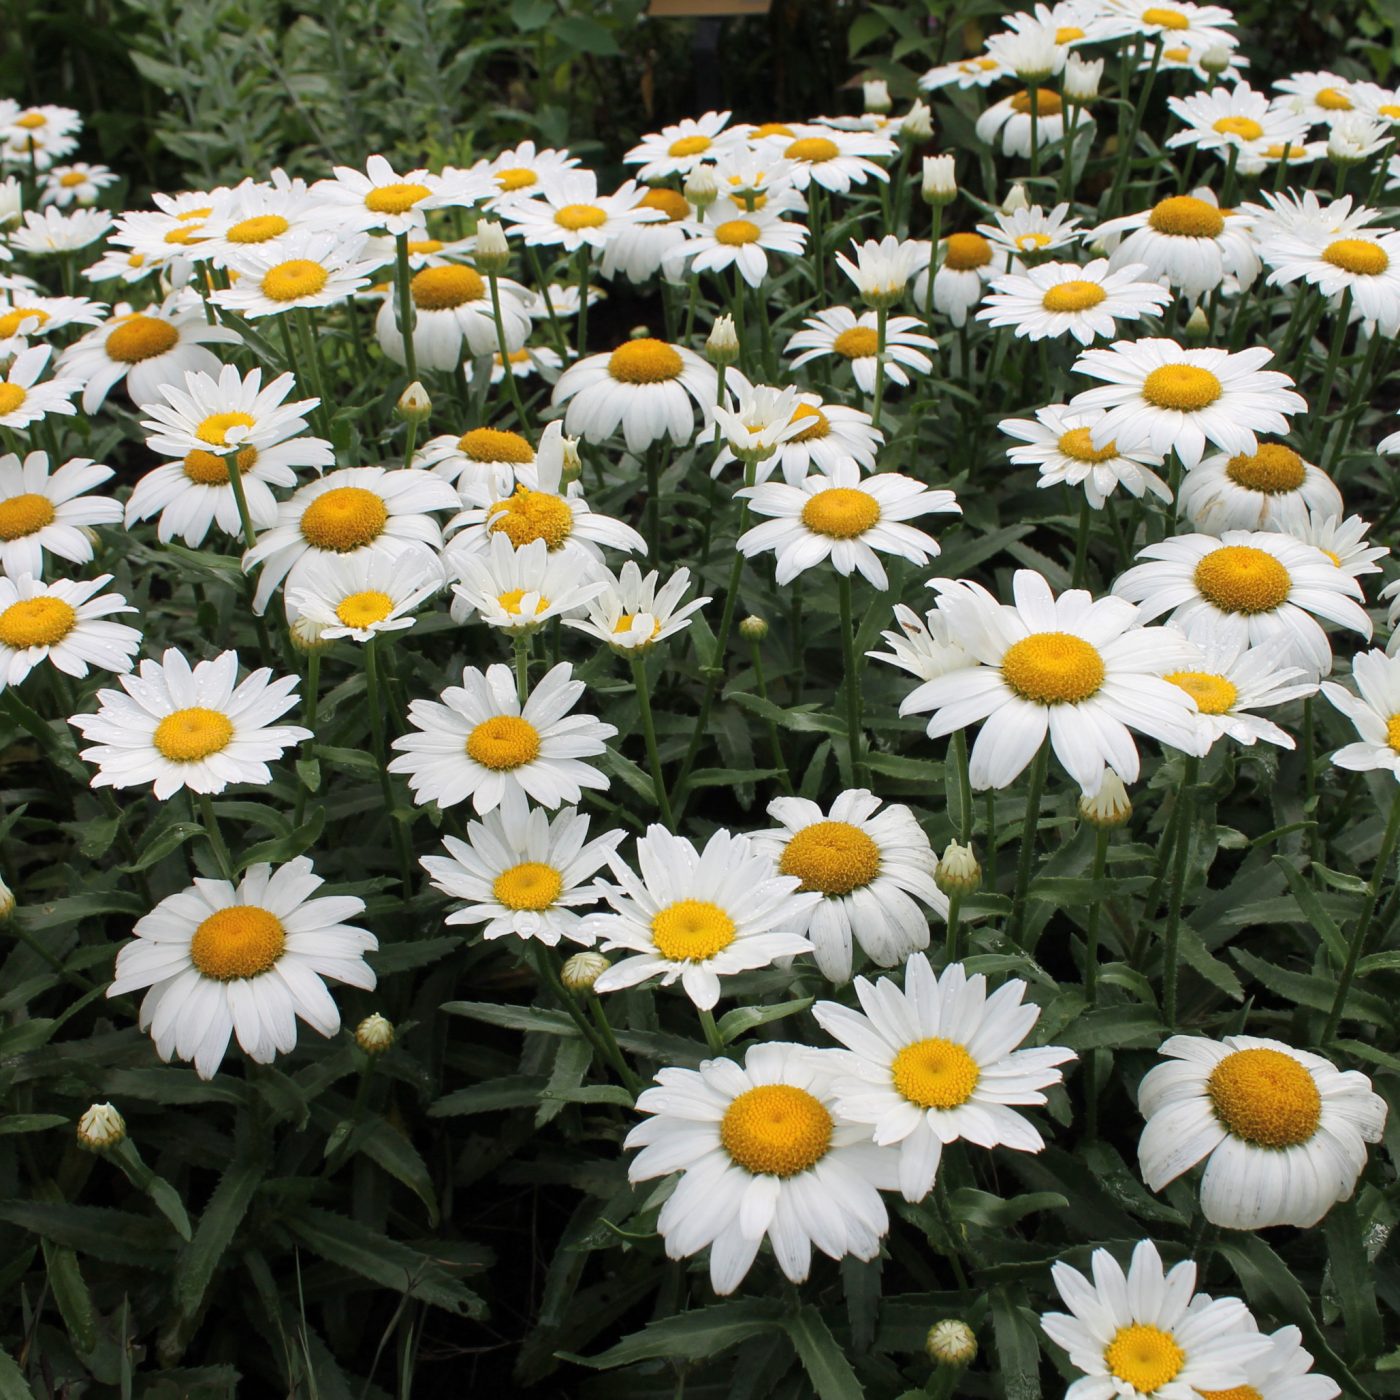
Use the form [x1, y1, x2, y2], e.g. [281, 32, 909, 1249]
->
[1095, 193, 1258, 299]
[564, 560, 709, 653]
[310, 154, 488, 236]
[753, 791, 945, 983]
[978, 260, 1170, 345]
[623, 110, 746, 181]
[905, 571, 1201, 795]
[0, 574, 140, 689]
[0, 345, 82, 430]
[1322, 648, 1400, 777]
[670, 207, 809, 289]
[241, 465, 460, 615]
[785, 306, 936, 394]
[707, 381, 809, 478]
[1041, 1239, 1271, 1400]
[418, 425, 534, 495]
[1260, 223, 1400, 337]
[0, 451, 121, 580]
[625, 1042, 899, 1295]
[835, 235, 929, 307]
[1070, 339, 1306, 470]
[1179, 442, 1341, 534]
[108, 858, 375, 1081]
[500, 171, 663, 254]
[585, 826, 819, 1010]
[713, 390, 882, 486]
[999, 405, 1170, 510]
[448, 534, 605, 631]
[284, 544, 444, 642]
[1112, 531, 1371, 673]
[1189, 1319, 1341, 1400]
[375, 262, 533, 370]
[1137, 1034, 1386, 1228]
[211, 230, 381, 319]
[759, 124, 895, 194]
[737, 458, 960, 591]
[867, 603, 975, 683]
[912, 233, 1014, 328]
[420, 794, 624, 947]
[976, 89, 1070, 160]
[70, 649, 311, 799]
[1110, 0, 1238, 48]
[814, 957, 1073, 1200]
[388, 661, 616, 814]
[551, 337, 718, 453]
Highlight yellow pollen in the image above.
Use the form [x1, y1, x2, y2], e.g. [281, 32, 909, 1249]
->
[335, 589, 395, 628]
[465, 714, 540, 770]
[487, 488, 574, 549]
[1149, 195, 1225, 238]
[1265, 142, 1302, 159]
[1207, 1047, 1322, 1147]
[1380, 104, 1400, 120]
[668, 134, 712, 157]
[177, 208, 212, 222]
[944, 232, 993, 270]
[189, 906, 285, 981]
[554, 203, 608, 231]
[494, 348, 531, 366]
[1104, 1324, 1186, 1392]
[163, 224, 204, 246]
[1199, 1389, 1264, 1400]
[892, 1037, 981, 1109]
[612, 612, 662, 640]
[0, 596, 76, 649]
[127, 254, 146, 267]
[493, 861, 563, 910]
[411, 264, 485, 310]
[788, 403, 830, 442]
[152, 706, 234, 762]
[714, 218, 762, 246]
[1194, 545, 1291, 614]
[105, 315, 179, 363]
[15, 113, 47, 129]
[497, 588, 550, 617]
[0, 384, 26, 416]
[1043, 279, 1107, 312]
[1001, 631, 1105, 705]
[1387, 714, 1400, 754]
[831, 326, 880, 359]
[299, 486, 389, 551]
[406, 239, 444, 255]
[1016, 232, 1053, 250]
[495, 167, 538, 192]
[754, 122, 795, 138]
[1213, 115, 1264, 141]
[261, 259, 329, 302]
[607, 337, 684, 383]
[195, 410, 256, 447]
[1226, 443, 1306, 493]
[0, 493, 56, 540]
[1142, 363, 1222, 411]
[1142, 5, 1189, 27]
[184, 446, 257, 484]
[779, 820, 880, 895]
[1055, 24, 1086, 41]
[1315, 86, 1352, 111]
[1323, 238, 1389, 276]
[226, 214, 290, 244]
[1165, 670, 1238, 714]
[785, 136, 840, 163]
[720, 1084, 833, 1177]
[1058, 427, 1118, 462]
[0, 307, 50, 338]
[1163, 45, 1191, 61]
[1010, 90, 1063, 115]
[650, 898, 736, 960]
[640, 188, 690, 222]
[365, 181, 431, 214]
[460, 427, 533, 463]
[800, 486, 880, 539]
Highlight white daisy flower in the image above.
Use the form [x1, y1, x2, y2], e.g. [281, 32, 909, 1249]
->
[978, 201, 1083, 259]
[375, 263, 533, 370]
[186, 171, 325, 266]
[1260, 223, 1400, 336]
[283, 544, 444, 641]
[0, 450, 122, 579]
[920, 54, 1007, 92]
[623, 110, 746, 180]
[753, 791, 946, 983]
[912, 233, 1017, 328]
[978, 259, 1171, 345]
[668, 206, 809, 289]
[472, 343, 566, 386]
[1166, 83, 1312, 175]
[1113, 530, 1371, 673]
[417, 425, 536, 494]
[835, 234, 929, 307]
[1, 125, 78, 173]
[999, 404, 1171, 509]
[564, 560, 709, 652]
[1285, 510, 1387, 582]
[1095, 193, 1258, 299]
[1274, 70, 1362, 123]
[527, 281, 603, 320]
[1107, 0, 1237, 49]
[3, 104, 82, 144]
[1179, 442, 1342, 534]
[211, 230, 381, 319]
[1188, 1318, 1340, 1400]
[449, 534, 605, 631]
[0, 573, 139, 689]
[0, 345, 82, 430]
[310, 154, 488, 235]
[784, 306, 936, 394]
[707, 381, 809, 465]
[500, 171, 664, 253]
[108, 858, 375, 1080]
[984, 18, 1066, 81]
[976, 89, 1069, 160]
[1138, 1034, 1387, 1228]
[737, 457, 960, 591]
[867, 603, 976, 682]
[9, 206, 112, 254]
[70, 648, 311, 799]
[388, 660, 616, 814]
[625, 1042, 899, 1294]
[712, 390, 883, 486]
[1322, 647, 1400, 777]
[0, 293, 104, 354]
[757, 125, 895, 194]
[474, 141, 581, 206]
[600, 187, 693, 283]
[42, 163, 117, 210]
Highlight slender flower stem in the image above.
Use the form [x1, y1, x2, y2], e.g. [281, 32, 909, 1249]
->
[293, 310, 333, 441]
[1325, 327, 1383, 475]
[750, 639, 792, 794]
[1308, 287, 1353, 461]
[1059, 102, 1081, 201]
[1029, 83, 1041, 179]
[575, 246, 593, 356]
[401, 415, 419, 473]
[1008, 744, 1049, 947]
[952, 729, 973, 843]
[871, 303, 889, 433]
[223, 449, 261, 554]
[530, 943, 639, 1096]
[393, 232, 419, 384]
[644, 441, 663, 564]
[809, 186, 827, 300]
[1161, 754, 1200, 1029]
[513, 631, 531, 707]
[631, 654, 675, 830]
[837, 573, 865, 784]
[943, 892, 963, 962]
[1071, 494, 1093, 587]
[364, 637, 414, 897]
[698, 1007, 726, 1055]
[1105, 36, 1162, 218]
[1081, 825, 1111, 1137]
[487, 271, 528, 427]
[293, 647, 321, 828]
[526, 248, 569, 357]
[923, 204, 943, 336]
[196, 792, 234, 881]
[587, 998, 643, 1097]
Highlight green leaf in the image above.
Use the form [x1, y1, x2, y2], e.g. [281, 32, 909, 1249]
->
[122, 821, 204, 873]
[554, 15, 622, 55]
[174, 1156, 267, 1323]
[0, 1114, 67, 1135]
[0, 1201, 174, 1264]
[988, 1287, 1041, 1400]
[574, 1299, 787, 1368]
[0, 1345, 35, 1400]
[43, 1238, 97, 1354]
[1058, 1004, 1165, 1051]
[429, 1075, 548, 1117]
[1271, 856, 1349, 965]
[946, 1189, 1068, 1229]
[106, 1139, 193, 1242]
[1232, 947, 1390, 1026]
[717, 997, 814, 1043]
[781, 1306, 865, 1400]
[442, 1002, 579, 1037]
[1323, 1199, 1382, 1364]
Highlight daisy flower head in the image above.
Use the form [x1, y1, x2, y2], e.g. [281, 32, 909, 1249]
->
[976, 88, 1069, 160]
[472, 343, 566, 387]
[1095, 192, 1258, 299]
[1137, 1034, 1387, 1228]
[241, 465, 460, 616]
[193, 173, 336, 267]
[753, 790, 946, 983]
[1322, 647, 1400, 777]
[375, 261, 532, 370]
[757, 124, 896, 194]
[905, 570, 1201, 794]
[707, 380, 809, 473]
[600, 186, 693, 284]
[999, 404, 1171, 509]
[836, 235, 929, 308]
[70, 648, 311, 799]
[476, 141, 581, 207]
[625, 1042, 899, 1294]
[736, 457, 960, 591]
[1189, 1320, 1341, 1400]
[552, 335, 718, 454]
[623, 110, 746, 181]
[9, 206, 112, 255]
[0, 450, 122, 580]
[984, 18, 1067, 83]
[1070, 338, 1306, 470]
[0, 573, 140, 690]
[1284, 509, 1387, 582]
[912, 232, 1014, 328]
[1107, 0, 1237, 49]
[1166, 84, 1312, 175]
[3, 103, 82, 145]
[564, 560, 709, 652]
[449, 533, 605, 631]
[867, 602, 976, 683]
[311, 154, 488, 235]
[388, 660, 616, 814]
[1179, 442, 1342, 534]
[1261, 222, 1400, 336]
[1042, 1239, 1270, 1400]
[920, 53, 1007, 92]
[417, 424, 535, 495]
[0, 293, 104, 355]
[0, 345, 82, 431]
[979, 201, 1083, 259]
[500, 171, 664, 253]
[211, 229, 380, 319]
[1274, 70, 1362, 124]
[1113, 530, 1371, 673]
[283, 543, 444, 642]
[1, 123, 78, 173]
[785, 306, 937, 393]
[585, 826, 819, 1009]
[669, 205, 809, 289]
[713, 389, 882, 486]
[978, 259, 1171, 345]
[108, 858, 375, 1080]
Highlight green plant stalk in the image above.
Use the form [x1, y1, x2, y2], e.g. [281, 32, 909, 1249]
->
[644, 441, 663, 564]
[871, 303, 889, 432]
[1325, 327, 1383, 476]
[952, 728, 973, 843]
[1081, 826, 1111, 1139]
[809, 185, 827, 300]
[364, 636, 414, 897]
[293, 647, 321, 829]
[530, 943, 638, 1096]
[837, 573, 865, 784]
[196, 791, 234, 881]
[1008, 744, 1049, 947]
[587, 998, 643, 1097]
[630, 654, 675, 830]
[923, 204, 944, 335]
[401, 415, 419, 473]
[1161, 754, 1200, 1029]
[575, 245, 593, 356]
[943, 891, 963, 962]
[513, 631, 531, 707]
[1104, 35, 1163, 218]
[1307, 287, 1352, 461]
[1029, 83, 1040, 179]
[487, 271, 528, 427]
[698, 1007, 725, 1055]
[1059, 100, 1082, 202]
[525, 247, 569, 356]
[749, 639, 792, 795]
[1071, 494, 1093, 588]
[393, 232, 419, 384]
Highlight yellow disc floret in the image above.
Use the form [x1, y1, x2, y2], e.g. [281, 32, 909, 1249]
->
[0, 384, 26, 416]
[720, 1084, 833, 1176]
[299, 486, 389, 551]
[411, 265, 485, 310]
[1225, 443, 1306, 494]
[460, 427, 534, 463]
[1141, 5, 1190, 27]
[1148, 195, 1225, 238]
[189, 906, 285, 980]
[0, 493, 56, 540]
[554, 203, 608, 231]
[493, 861, 564, 911]
[1010, 90, 1063, 115]
[1193, 546, 1291, 614]
[1315, 86, 1352, 111]
[495, 167, 538, 192]
[639, 188, 690, 222]
[892, 1037, 981, 1109]
[944, 232, 993, 271]
[779, 820, 880, 895]
[1213, 116, 1264, 141]
[785, 136, 840, 163]
[195, 410, 256, 447]
[1386, 714, 1400, 754]
[465, 715, 541, 771]
[0, 596, 76, 649]
[1104, 1324, 1186, 1393]
[335, 590, 394, 629]
[650, 899, 737, 961]
[226, 214, 290, 244]
[607, 338, 684, 384]
[1165, 670, 1238, 714]
[1042, 280, 1107, 312]
[1198, 1388, 1264, 1400]
[365, 182, 432, 214]
[1207, 1046, 1322, 1147]
[184, 447, 258, 484]
[1142, 364, 1222, 411]
[800, 487, 880, 539]
[714, 218, 762, 246]
[1058, 427, 1118, 462]
[261, 259, 330, 302]
[668, 134, 712, 158]
[153, 706, 235, 762]
[788, 403, 830, 442]
[487, 488, 575, 549]
[1322, 238, 1389, 276]
[0, 308, 50, 338]
[105, 315, 179, 363]
[1001, 632, 1105, 705]
[831, 326, 880, 358]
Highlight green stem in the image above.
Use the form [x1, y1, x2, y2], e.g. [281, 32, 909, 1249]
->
[1008, 744, 1049, 947]
[698, 1007, 725, 1055]
[365, 637, 414, 898]
[645, 442, 663, 564]
[1071, 493, 1093, 587]
[837, 573, 865, 784]
[487, 271, 528, 428]
[871, 303, 888, 432]
[393, 232, 419, 384]
[1161, 754, 1200, 1029]
[587, 997, 643, 1097]
[1029, 83, 1040, 179]
[943, 891, 963, 962]
[196, 792, 234, 881]
[923, 205, 943, 336]
[630, 654, 675, 830]
[293, 648, 320, 828]
[513, 631, 531, 707]
[526, 248, 568, 357]
[575, 245, 593, 357]
[1307, 286, 1352, 461]
[750, 639, 792, 794]
[530, 943, 639, 1096]
[952, 728, 973, 842]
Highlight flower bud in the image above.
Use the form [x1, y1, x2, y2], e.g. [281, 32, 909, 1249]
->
[288, 612, 331, 653]
[561, 950, 610, 991]
[1199, 45, 1232, 75]
[355, 1013, 395, 1054]
[706, 314, 740, 366]
[925, 1319, 977, 1368]
[0, 873, 14, 922]
[561, 434, 583, 484]
[1079, 770, 1132, 829]
[1184, 305, 1210, 342]
[473, 218, 511, 275]
[863, 79, 892, 115]
[683, 164, 719, 213]
[1063, 54, 1104, 104]
[934, 841, 981, 895]
[901, 100, 934, 141]
[1002, 183, 1030, 214]
[738, 615, 769, 641]
[396, 380, 432, 424]
[77, 1103, 126, 1152]
[922, 154, 957, 206]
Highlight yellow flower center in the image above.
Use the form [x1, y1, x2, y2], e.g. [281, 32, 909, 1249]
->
[554, 203, 608, 231]
[785, 136, 840, 163]
[15, 113, 47, 129]
[1207, 1046, 1322, 1147]
[495, 349, 531, 366]
[152, 706, 235, 762]
[668, 134, 712, 157]
[607, 337, 684, 384]
[365, 181, 431, 214]
[639, 188, 690, 222]
[227, 214, 290, 244]
[195, 410, 256, 447]
[1142, 364, 1222, 411]
[164, 224, 205, 246]
[0, 307, 50, 338]
[1323, 238, 1389, 276]
[788, 403, 830, 442]
[1213, 115, 1264, 141]
[714, 218, 762, 246]
[1165, 670, 1238, 714]
[755, 121, 796, 138]
[1016, 232, 1053, 250]
[1148, 195, 1225, 238]
[497, 588, 550, 617]
[487, 488, 574, 549]
[1141, 5, 1190, 27]
[1198, 1389, 1264, 1400]
[720, 1084, 832, 1176]
[1388, 714, 1400, 755]
[334, 589, 395, 628]
[411, 264, 486, 310]
[189, 906, 286, 981]
[1001, 631, 1106, 705]
[460, 427, 533, 463]
[778, 820, 880, 895]
[1163, 45, 1191, 60]
[0, 493, 56, 540]
[800, 486, 880, 539]
[184, 447, 258, 484]
[299, 486, 389, 551]
[261, 259, 330, 302]
[1380, 104, 1400, 120]
[1264, 142, 1304, 159]
[1225, 443, 1306, 493]
[650, 898, 737, 961]
[1315, 86, 1352, 111]
[105, 315, 180, 363]
[406, 239, 444, 255]
[0, 596, 76, 649]
[127, 254, 146, 268]
[831, 326, 880, 359]
[612, 612, 662, 640]
[1194, 545, 1291, 614]
[944, 231, 993, 270]
[495, 167, 537, 192]
[1055, 24, 1086, 41]
[465, 715, 541, 770]
[492, 860, 564, 910]
[1104, 1324, 1186, 1392]
[1010, 90, 1064, 115]
[1042, 280, 1107, 312]
[1058, 427, 1118, 462]
[0, 384, 26, 416]
[891, 1037, 981, 1108]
